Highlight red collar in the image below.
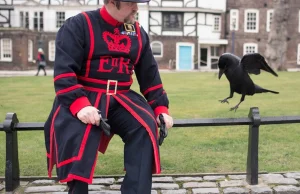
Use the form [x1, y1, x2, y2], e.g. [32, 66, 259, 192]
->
[100, 6, 123, 27]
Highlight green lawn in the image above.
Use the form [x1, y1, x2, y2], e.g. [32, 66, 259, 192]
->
[0, 71, 300, 177]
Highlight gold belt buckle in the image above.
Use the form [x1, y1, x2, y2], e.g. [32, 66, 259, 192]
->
[106, 80, 118, 95]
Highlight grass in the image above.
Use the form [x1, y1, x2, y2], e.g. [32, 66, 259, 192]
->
[0, 71, 300, 177]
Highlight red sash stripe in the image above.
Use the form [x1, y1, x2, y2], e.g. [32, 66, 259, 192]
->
[112, 95, 161, 173]
[48, 105, 61, 178]
[56, 84, 83, 95]
[134, 22, 142, 65]
[82, 12, 95, 77]
[54, 73, 77, 82]
[78, 76, 133, 86]
[142, 84, 163, 96]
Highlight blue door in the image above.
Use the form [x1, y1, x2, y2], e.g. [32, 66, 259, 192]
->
[178, 46, 192, 70]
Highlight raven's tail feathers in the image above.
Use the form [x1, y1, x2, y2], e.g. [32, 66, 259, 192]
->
[263, 89, 279, 94]
[255, 85, 279, 94]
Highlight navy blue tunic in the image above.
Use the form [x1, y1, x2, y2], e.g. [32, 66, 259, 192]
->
[44, 7, 169, 184]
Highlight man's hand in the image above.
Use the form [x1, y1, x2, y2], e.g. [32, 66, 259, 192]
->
[156, 113, 173, 129]
[77, 106, 101, 126]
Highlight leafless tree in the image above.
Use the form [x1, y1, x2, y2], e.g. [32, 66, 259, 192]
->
[265, 0, 290, 70]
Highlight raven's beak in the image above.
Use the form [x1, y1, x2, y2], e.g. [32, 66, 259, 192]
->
[218, 69, 224, 79]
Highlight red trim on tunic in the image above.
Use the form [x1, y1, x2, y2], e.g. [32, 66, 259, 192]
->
[100, 6, 123, 27]
[54, 73, 77, 82]
[56, 124, 92, 168]
[55, 93, 102, 169]
[78, 76, 133, 86]
[82, 12, 95, 77]
[134, 22, 142, 65]
[142, 84, 163, 95]
[112, 95, 161, 174]
[119, 94, 159, 137]
[119, 94, 157, 125]
[83, 86, 129, 94]
[56, 84, 83, 95]
[60, 174, 93, 184]
[69, 96, 92, 116]
[148, 100, 155, 105]
[49, 94, 102, 184]
[154, 106, 169, 118]
[98, 95, 113, 154]
[105, 95, 110, 118]
[48, 105, 61, 178]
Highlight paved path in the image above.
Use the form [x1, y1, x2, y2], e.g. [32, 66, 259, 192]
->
[1, 172, 300, 194]
[0, 70, 54, 77]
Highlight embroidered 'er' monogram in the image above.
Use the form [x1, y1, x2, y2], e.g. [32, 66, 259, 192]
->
[103, 28, 131, 54]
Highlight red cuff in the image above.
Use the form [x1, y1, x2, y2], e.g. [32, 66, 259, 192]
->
[70, 96, 92, 116]
[154, 106, 169, 118]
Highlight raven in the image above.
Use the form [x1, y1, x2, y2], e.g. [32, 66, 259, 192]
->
[218, 53, 279, 111]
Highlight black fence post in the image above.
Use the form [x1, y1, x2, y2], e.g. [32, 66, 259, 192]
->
[246, 107, 260, 185]
[3, 113, 20, 192]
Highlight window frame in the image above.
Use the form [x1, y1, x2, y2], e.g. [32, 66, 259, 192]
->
[266, 9, 274, 32]
[244, 9, 259, 33]
[297, 44, 300, 65]
[33, 11, 44, 31]
[28, 39, 33, 62]
[299, 10, 300, 33]
[0, 38, 13, 62]
[230, 9, 239, 31]
[213, 15, 221, 32]
[56, 12, 65, 29]
[20, 11, 29, 29]
[243, 43, 258, 55]
[48, 40, 55, 61]
[162, 12, 183, 31]
[150, 41, 163, 58]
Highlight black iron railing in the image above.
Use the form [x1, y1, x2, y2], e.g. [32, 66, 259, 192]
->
[1, 107, 300, 192]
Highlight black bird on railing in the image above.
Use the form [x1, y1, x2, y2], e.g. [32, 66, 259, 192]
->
[218, 53, 279, 111]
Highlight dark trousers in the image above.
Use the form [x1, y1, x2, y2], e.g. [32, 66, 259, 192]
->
[67, 180, 88, 194]
[68, 97, 154, 194]
[35, 65, 47, 76]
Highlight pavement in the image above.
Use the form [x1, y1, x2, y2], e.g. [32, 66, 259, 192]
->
[1, 172, 300, 194]
[0, 70, 54, 77]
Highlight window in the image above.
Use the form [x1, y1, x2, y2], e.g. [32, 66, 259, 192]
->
[48, 40, 55, 61]
[213, 16, 221, 31]
[243, 43, 258, 55]
[266, 10, 273, 32]
[150, 41, 163, 57]
[28, 40, 33, 61]
[230, 9, 239, 31]
[244, 9, 259, 33]
[211, 46, 220, 69]
[162, 13, 183, 31]
[20, 11, 29, 29]
[297, 44, 300, 65]
[299, 10, 300, 33]
[56, 12, 65, 28]
[33, 12, 44, 31]
[0, 39, 12, 61]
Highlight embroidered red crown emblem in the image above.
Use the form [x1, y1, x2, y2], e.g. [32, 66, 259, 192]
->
[103, 29, 131, 54]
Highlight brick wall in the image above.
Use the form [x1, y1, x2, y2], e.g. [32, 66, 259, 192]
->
[226, 0, 300, 68]
[149, 35, 198, 69]
[0, 29, 56, 70]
